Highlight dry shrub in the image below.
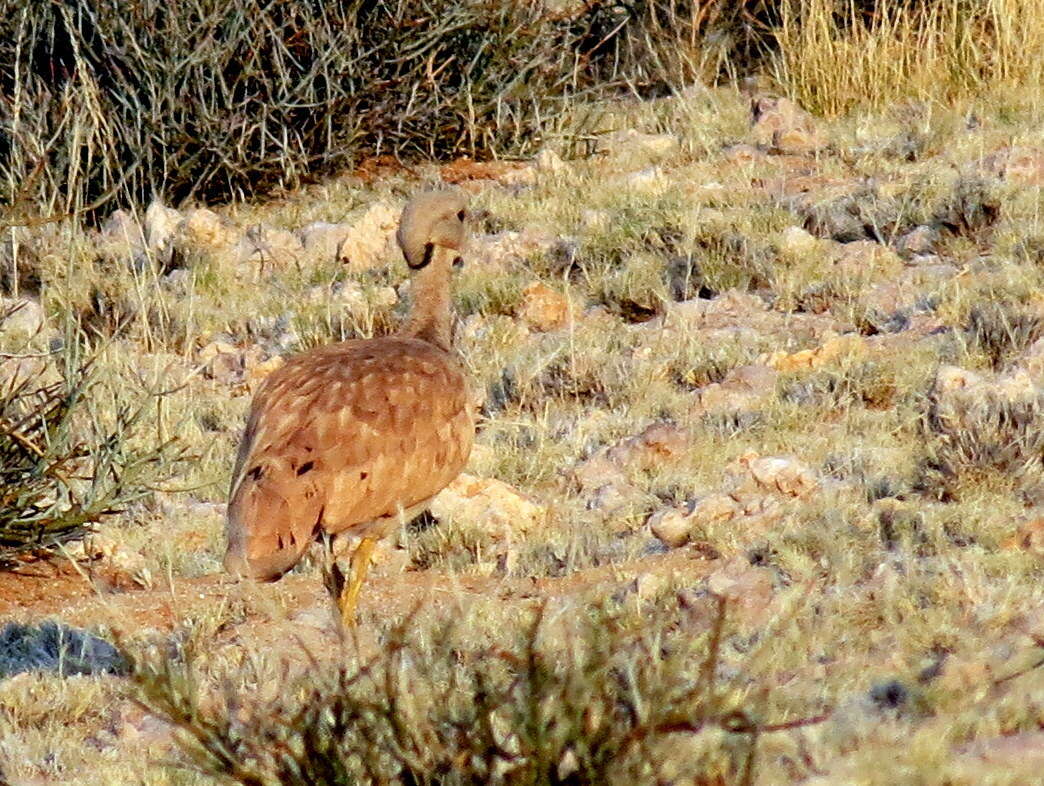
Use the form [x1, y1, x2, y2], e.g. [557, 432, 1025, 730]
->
[0, 340, 185, 566]
[918, 379, 1044, 499]
[966, 302, 1043, 371]
[0, 0, 724, 216]
[128, 596, 811, 785]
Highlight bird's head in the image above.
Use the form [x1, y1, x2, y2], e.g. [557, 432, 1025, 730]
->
[396, 190, 468, 272]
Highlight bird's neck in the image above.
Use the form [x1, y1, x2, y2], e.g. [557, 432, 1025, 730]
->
[399, 253, 454, 352]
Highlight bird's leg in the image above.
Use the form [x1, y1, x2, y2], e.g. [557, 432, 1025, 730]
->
[338, 537, 377, 627]
[321, 532, 346, 602]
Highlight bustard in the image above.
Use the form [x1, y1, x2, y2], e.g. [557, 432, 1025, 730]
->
[224, 190, 474, 625]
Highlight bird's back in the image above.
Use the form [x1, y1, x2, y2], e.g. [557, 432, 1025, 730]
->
[224, 336, 473, 580]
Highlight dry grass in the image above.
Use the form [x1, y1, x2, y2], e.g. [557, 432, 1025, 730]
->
[774, 0, 1044, 115]
[1, 5, 1044, 783]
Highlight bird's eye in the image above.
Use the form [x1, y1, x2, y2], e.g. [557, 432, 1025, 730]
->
[457, 210, 466, 222]
[452, 256, 464, 269]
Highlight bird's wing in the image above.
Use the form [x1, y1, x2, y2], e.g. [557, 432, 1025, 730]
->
[225, 340, 473, 579]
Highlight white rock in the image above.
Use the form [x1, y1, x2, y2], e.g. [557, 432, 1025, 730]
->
[144, 200, 183, 260]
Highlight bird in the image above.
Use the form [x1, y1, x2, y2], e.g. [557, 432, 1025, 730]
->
[224, 190, 474, 626]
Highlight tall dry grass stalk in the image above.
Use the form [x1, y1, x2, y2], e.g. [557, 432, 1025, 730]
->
[774, 0, 1044, 115]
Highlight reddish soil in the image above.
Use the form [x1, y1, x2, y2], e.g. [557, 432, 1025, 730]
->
[0, 549, 716, 641]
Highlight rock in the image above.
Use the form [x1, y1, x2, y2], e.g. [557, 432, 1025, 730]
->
[472, 229, 559, 269]
[620, 166, 665, 190]
[430, 474, 546, 541]
[83, 528, 155, 590]
[648, 493, 741, 548]
[0, 621, 127, 678]
[114, 703, 177, 756]
[303, 200, 400, 271]
[100, 209, 145, 245]
[727, 453, 819, 499]
[235, 224, 303, 270]
[299, 221, 351, 263]
[517, 282, 570, 332]
[0, 297, 45, 337]
[585, 481, 646, 516]
[648, 507, 693, 548]
[650, 451, 822, 549]
[779, 225, 821, 256]
[691, 364, 778, 417]
[574, 422, 688, 492]
[896, 225, 939, 257]
[705, 557, 777, 625]
[0, 355, 51, 391]
[144, 200, 182, 264]
[197, 340, 241, 385]
[722, 143, 768, 165]
[766, 334, 865, 372]
[980, 146, 1044, 186]
[750, 96, 825, 155]
[178, 207, 238, 252]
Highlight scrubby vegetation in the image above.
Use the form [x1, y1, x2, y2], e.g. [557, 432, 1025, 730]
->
[1, 1, 1044, 784]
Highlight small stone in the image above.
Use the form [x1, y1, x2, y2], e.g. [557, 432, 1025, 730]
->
[0, 297, 45, 337]
[732, 453, 819, 498]
[895, 225, 939, 257]
[705, 557, 776, 625]
[586, 482, 644, 517]
[517, 282, 571, 332]
[430, 474, 546, 541]
[768, 334, 865, 372]
[832, 240, 904, 280]
[144, 200, 183, 261]
[622, 166, 665, 189]
[750, 96, 825, 155]
[179, 208, 238, 252]
[722, 144, 767, 165]
[197, 340, 242, 385]
[648, 508, 692, 548]
[981, 146, 1044, 186]
[779, 226, 821, 256]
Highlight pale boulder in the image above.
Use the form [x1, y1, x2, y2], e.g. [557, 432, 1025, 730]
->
[144, 200, 183, 263]
[430, 473, 546, 541]
[179, 208, 238, 252]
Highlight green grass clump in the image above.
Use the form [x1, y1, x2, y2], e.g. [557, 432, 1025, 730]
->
[0, 338, 185, 566]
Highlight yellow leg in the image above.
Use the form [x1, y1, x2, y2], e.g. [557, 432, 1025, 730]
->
[338, 537, 376, 628]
